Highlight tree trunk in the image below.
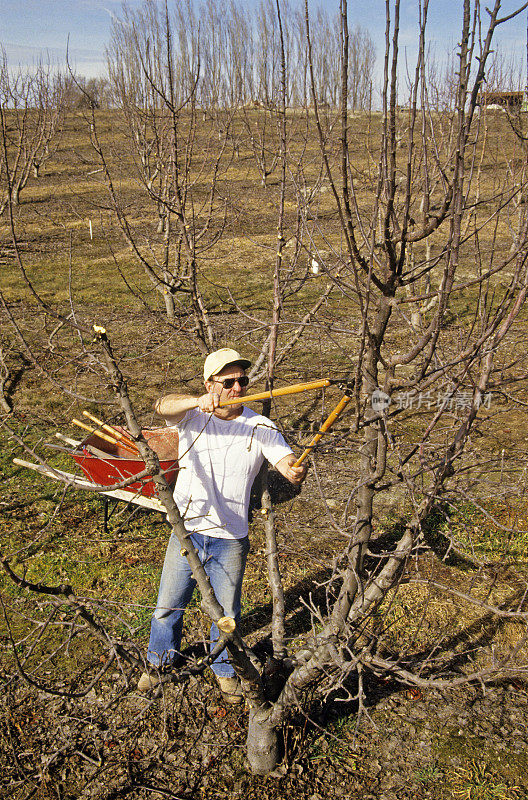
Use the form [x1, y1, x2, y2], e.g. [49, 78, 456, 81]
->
[11, 184, 21, 206]
[246, 706, 279, 775]
[163, 289, 175, 320]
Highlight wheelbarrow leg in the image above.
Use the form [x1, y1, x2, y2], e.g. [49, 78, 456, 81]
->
[103, 498, 109, 534]
[101, 496, 122, 532]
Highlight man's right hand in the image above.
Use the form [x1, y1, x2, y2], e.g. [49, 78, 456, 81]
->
[197, 392, 220, 413]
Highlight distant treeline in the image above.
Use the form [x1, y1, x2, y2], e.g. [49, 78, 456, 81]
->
[106, 0, 375, 111]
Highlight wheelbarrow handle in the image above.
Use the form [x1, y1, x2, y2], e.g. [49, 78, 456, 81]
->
[218, 378, 332, 407]
[293, 394, 351, 467]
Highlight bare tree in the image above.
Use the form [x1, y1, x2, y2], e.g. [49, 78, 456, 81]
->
[347, 24, 375, 110]
[0, 51, 65, 213]
[239, 0, 528, 772]
[62, 75, 113, 109]
[105, 0, 234, 348]
[225, 1, 255, 106]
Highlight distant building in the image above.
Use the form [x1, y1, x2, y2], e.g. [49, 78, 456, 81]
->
[479, 90, 525, 109]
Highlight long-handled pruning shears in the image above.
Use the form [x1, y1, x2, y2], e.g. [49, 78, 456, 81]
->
[220, 376, 354, 465]
[217, 378, 333, 407]
[75, 377, 354, 464]
[293, 382, 354, 466]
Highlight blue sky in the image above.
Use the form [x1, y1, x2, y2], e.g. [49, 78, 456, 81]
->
[2, 0, 527, 82]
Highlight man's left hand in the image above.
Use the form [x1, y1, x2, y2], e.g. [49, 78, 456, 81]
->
[276, 455, 307, 486]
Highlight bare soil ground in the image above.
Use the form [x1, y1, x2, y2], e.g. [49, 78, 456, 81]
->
[2, 388, 527, 799]
[3, 667, 528, 799]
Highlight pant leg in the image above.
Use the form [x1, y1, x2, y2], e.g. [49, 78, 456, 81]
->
[146, 532, 200, 668]
[203, 535, 250, 677]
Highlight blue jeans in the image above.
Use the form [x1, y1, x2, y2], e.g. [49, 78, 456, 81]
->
[147, 532, 250, 677]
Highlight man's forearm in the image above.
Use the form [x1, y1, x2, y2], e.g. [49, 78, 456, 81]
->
[154, 394, 198, 423]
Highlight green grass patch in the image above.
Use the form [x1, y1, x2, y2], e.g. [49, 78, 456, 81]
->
[442, 501, 528, 561]
[436, 730, 528, 796]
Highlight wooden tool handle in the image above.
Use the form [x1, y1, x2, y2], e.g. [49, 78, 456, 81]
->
[219, 378, 332, 407]
[71, 419, 138, 455]
[82, 411, 138, 449]
[293, 394, 351, 466]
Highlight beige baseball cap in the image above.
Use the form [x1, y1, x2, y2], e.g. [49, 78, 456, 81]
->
[203, 348, 251, 381]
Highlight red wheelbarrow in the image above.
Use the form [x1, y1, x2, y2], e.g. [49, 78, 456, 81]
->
[13, 424, 179, 520]
[70, 426, 179, 499]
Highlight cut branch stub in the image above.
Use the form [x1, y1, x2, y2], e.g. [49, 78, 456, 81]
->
[217, 616, 237, 634]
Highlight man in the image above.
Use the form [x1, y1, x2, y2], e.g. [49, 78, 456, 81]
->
[138, 348, 306, 700]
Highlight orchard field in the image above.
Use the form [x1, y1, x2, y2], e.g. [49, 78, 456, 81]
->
[3, 0, 528, 788]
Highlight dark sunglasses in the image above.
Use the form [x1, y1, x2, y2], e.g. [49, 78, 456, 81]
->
[214, 375, 249, 389]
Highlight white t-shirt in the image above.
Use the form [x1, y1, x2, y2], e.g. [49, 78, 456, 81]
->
[172, 407, 293, 539]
